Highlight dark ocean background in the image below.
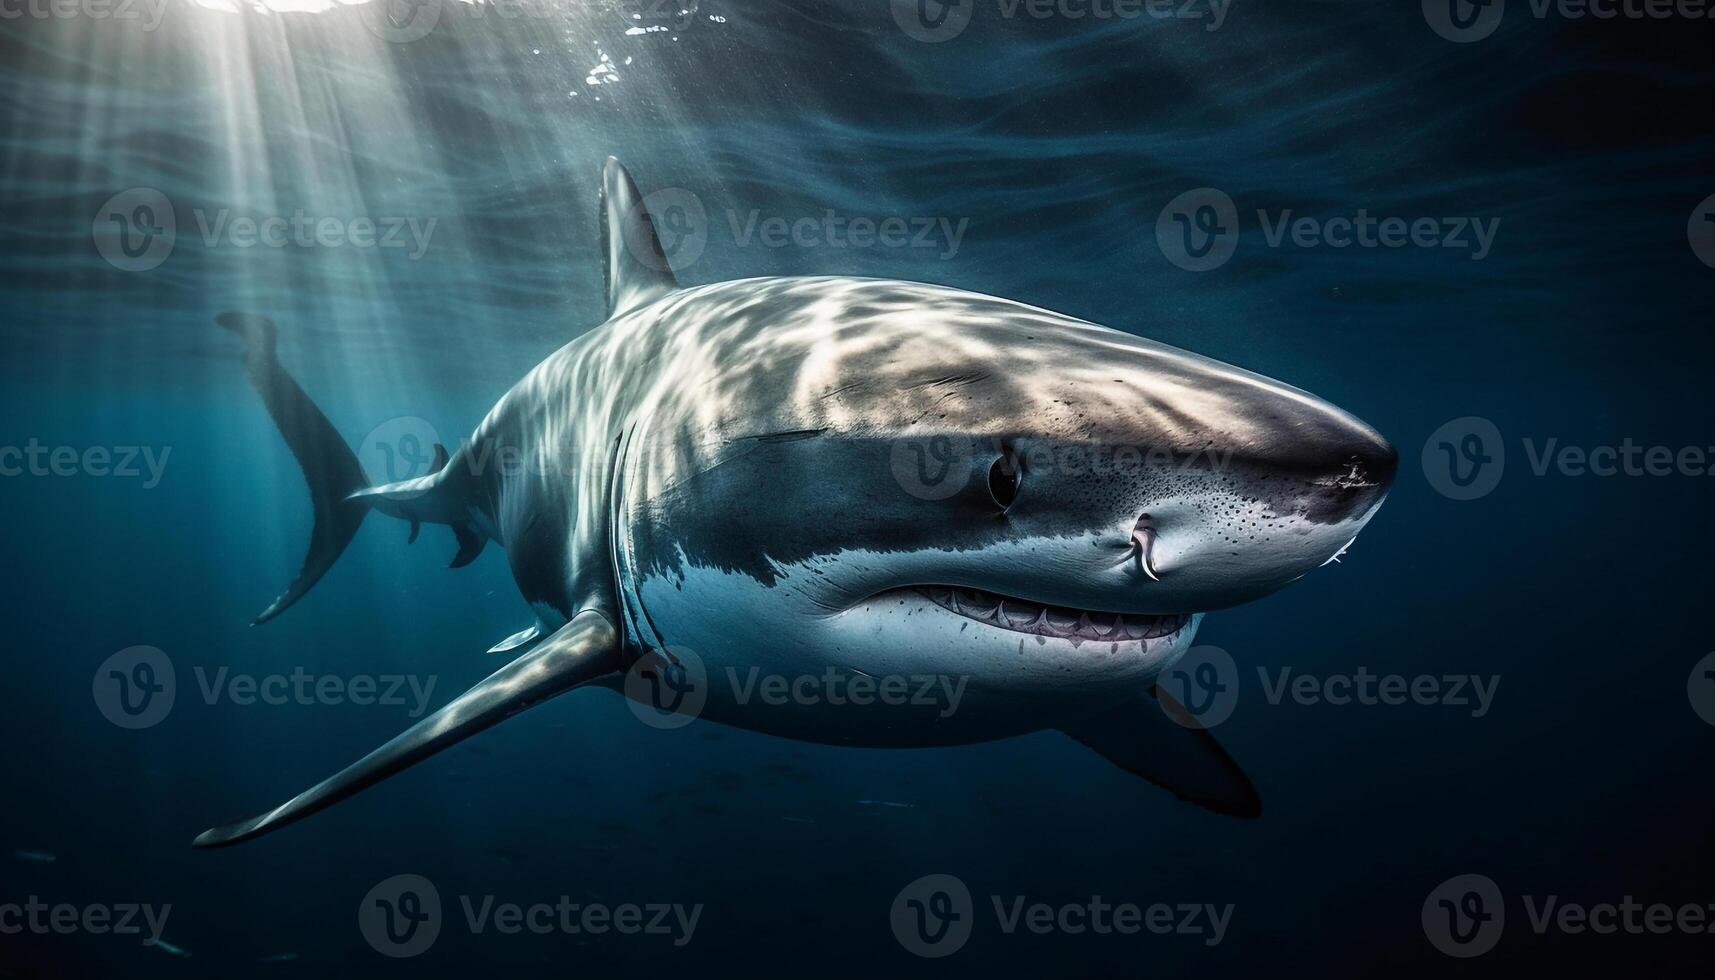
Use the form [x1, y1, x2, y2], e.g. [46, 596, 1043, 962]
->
[2, 0, 1713, 975]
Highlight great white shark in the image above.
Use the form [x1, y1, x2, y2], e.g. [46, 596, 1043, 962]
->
[193, 159, 1396, 847]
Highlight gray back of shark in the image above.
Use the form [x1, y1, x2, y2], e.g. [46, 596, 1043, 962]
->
[193, 158, 1395, 847]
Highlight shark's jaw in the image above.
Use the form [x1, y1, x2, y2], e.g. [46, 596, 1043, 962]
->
[905, 585, 1194, 644]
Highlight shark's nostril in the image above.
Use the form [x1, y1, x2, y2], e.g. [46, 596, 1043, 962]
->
[1130, 516, 1161, 581]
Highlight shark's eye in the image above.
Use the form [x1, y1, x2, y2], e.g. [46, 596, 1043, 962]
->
[987, 452, 1021, 511]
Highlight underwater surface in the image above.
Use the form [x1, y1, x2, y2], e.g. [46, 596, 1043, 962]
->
[2, 0, 1714, 975]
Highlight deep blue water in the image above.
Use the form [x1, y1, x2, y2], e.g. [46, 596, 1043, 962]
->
[3, 1, 1714, 976]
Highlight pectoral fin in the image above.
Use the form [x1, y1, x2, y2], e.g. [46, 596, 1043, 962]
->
[193, 610, 619, 848]
[450, 523, 484, 568]
[1058, 689, 1261, 818]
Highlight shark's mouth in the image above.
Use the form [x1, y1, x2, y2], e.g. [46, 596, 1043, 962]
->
[914, 586, 1192, 643]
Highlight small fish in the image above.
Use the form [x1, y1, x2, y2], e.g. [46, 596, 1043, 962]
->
[259, 953, 300, 963]
[150, 939, 192, 958]
[780, 816, 816, 825]
[12, 850, 56, 863]
[857, 800, 917, 809]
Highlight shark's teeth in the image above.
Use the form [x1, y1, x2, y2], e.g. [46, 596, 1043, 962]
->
[1082, 612, 1120, 637]
[917, 588, 1190, 643]
[1046, 608, 1080, 635]
[953, 589, 999, 620]
[1002, 602, 1044, 630]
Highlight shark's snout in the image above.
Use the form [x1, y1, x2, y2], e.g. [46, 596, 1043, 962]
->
[1133, 386, 1396, 611]
[1260, 406, 1397, 524]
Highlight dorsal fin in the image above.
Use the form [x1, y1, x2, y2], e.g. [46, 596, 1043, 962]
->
[599, 156, 679, 320]
[431, 442, 450, 473]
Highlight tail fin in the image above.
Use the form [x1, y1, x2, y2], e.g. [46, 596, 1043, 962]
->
[216, 312, 371, 625]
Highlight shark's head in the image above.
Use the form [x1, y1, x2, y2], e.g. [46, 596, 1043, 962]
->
[615, 278, 1394, 733]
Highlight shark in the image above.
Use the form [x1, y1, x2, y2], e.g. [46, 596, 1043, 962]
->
[193, 158, 1396, 847]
